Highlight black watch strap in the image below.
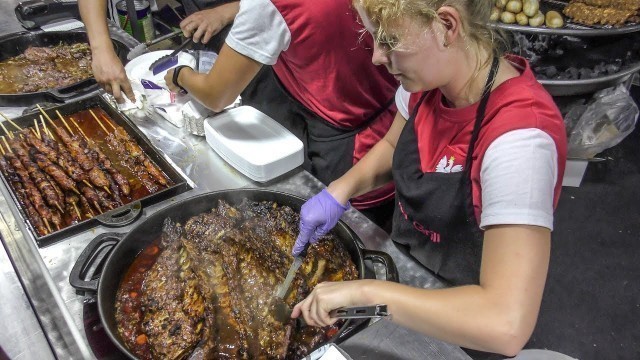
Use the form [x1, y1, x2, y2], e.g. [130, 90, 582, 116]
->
[172, 65, 191, 94]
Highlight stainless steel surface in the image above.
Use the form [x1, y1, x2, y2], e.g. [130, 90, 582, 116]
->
[0, 225, 54, 360]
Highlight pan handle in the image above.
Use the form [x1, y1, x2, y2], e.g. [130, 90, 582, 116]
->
[362, 249, 399, 283]
[69, 232, 124, 292]
[96, 201, 142, 227]
[47, 81, 100, 102]
[0, 31, 30, 42]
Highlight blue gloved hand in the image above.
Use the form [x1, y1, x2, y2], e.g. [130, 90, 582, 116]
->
[292, 189, 350, 256]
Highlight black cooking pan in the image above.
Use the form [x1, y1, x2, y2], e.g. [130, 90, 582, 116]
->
[69, 189, 399, 359]
[0, 31, 129, 107]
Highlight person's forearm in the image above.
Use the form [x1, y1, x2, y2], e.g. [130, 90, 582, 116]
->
[177, 44, 262, 112]
[358, 281, 526, 355]
[327, 112, 405, 204]
[78, 0, 114, 54]
[327, 138, 394, 204]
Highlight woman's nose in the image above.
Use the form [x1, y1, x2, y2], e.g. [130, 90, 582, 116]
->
[371, 43, 389, 66]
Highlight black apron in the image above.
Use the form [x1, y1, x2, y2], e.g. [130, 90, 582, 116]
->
[390, 57, 500, 286]
[241, 66, 394, 187]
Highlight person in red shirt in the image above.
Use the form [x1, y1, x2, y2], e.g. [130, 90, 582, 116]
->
[291, 0, 567, 357]
[166, 0, 399, 228]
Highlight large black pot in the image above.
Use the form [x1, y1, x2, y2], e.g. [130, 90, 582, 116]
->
[0, 31, 129, 107]
[70, 189, 399, 359]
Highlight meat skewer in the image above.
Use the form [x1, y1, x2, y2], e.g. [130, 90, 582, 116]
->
[92, 110, 168, 189]
[1, 137, 52, 233]
[0, 143, 49, 236]
[38, 106, 113, 196]
[64, 191, 83, 220]
[71, 117, 131, 196]
[54, 110, 113, 195]
[38, 123, 93, 189]
[102, 113, 168, 187]
[5, 135, 65, 214]
[79, 182, 103, 214]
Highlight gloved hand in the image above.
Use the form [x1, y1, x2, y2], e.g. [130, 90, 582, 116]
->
[293, 189, 350, 256]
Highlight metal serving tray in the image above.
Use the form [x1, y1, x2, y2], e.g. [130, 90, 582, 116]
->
[0, 95, 192, 246]
[490, 0, 640, 37]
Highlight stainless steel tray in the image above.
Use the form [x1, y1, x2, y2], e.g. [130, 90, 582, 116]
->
[539, 61, 640, 96]
[490, 0, 640, 37]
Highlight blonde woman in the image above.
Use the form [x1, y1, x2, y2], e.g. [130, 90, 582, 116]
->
[291, 0, 567, 356]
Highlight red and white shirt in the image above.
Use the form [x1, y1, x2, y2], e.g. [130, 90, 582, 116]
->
[396, 56, 567, 230]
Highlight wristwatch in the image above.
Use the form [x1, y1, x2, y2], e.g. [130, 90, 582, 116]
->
[172, 65, 191, 94]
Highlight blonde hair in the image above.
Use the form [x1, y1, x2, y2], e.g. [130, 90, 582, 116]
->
[354, 0, 509, 93]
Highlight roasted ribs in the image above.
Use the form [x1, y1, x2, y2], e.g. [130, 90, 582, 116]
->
[115, 199, 359, 359]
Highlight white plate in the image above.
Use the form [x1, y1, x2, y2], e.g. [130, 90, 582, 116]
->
[204, 106, 304, 182]
[124, 50, 196, 90]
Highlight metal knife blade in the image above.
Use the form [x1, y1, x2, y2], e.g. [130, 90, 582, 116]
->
[276, 255, 303, 299]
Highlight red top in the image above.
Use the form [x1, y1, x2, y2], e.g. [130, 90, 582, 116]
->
[271, 0, 399, 208]
[408, 55, 567, 222]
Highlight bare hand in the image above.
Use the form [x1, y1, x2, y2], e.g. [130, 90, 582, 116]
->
[91, 48, 135, 103]
[291, 281, 364, 327]
[180, 7, 233, 44]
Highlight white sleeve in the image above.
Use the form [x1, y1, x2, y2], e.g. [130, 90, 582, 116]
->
[479, 129, 558, 230]
[225, 0, 291, 65]
[395, 87, 411, 120]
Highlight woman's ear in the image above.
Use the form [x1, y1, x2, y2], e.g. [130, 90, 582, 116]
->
[436, 6, 462, 48]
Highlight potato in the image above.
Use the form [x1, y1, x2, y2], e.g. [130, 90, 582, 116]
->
[500, 11, 517, 24]
[545, 10, 564, 28]
[505, 0, 523, 13]
[490, 6, 501, 21]
[529, 11, 545, 27]
[523, 0, 539, 17]
[495, 0, 508, 9]
[516, 12, 529, 25]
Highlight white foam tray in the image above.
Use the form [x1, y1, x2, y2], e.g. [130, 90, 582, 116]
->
[204, 106, 304, 182]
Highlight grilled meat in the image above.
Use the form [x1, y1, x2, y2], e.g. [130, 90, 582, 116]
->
[564, 0, 639, 25]
[141, 219, 205, 360]
[0, 42, 92, 94]
[115, 199, 359, 360]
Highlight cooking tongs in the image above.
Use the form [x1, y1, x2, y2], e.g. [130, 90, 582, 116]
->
[127, 30, 183, 60]
[329, 304, 390, 319]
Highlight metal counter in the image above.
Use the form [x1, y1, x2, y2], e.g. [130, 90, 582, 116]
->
[0, 5, 470, 359]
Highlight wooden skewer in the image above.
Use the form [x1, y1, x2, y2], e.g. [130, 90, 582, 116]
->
[100, 113, 117, 131]
[82, 180, 93, 188]
[93, 201, 103, 214]
[89, 109, 110, 134]
[43, 218, 52, 233]
[55, 203, 64, 214]
[33, 119, 41, 139]
[55, 110, 74, 135]
[1, 137, 12, 152]
[36, 104, 56, 124]
[0, 141, 5, 156]
[0, 121, 14, 139]
[70, 118, 89, 140]
[72, 202, 82, 220]
[0, 112, 23, 132]
[40, 116, 47, 136]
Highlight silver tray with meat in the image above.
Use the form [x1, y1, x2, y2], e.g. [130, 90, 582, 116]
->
[0, 95, 192, 246]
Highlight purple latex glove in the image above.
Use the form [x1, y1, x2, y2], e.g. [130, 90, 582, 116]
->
[292, 189, 350, 256]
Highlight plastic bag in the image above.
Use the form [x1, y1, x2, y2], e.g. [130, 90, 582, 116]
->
[567, 84, 639, 159]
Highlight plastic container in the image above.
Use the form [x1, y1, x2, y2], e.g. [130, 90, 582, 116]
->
[204, 106, 304, 182]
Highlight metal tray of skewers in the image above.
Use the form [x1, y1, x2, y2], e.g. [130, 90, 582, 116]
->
[0, 95, 192, 247]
